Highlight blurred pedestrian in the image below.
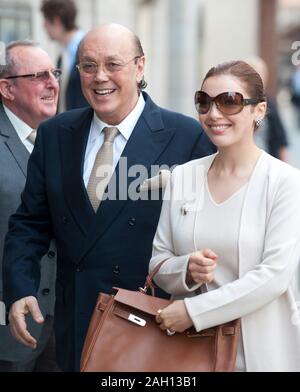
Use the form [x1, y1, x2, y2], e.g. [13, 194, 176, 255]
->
[290, 64, 300, 127]
[41, 0, 88, 112]
[246, 56, 289, 162]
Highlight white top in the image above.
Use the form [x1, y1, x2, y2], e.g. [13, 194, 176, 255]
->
[3, 104, 34, 153]
[83, 93, 145, 187]
[196, 170, 248, 371]
[150, 152, 300, 371]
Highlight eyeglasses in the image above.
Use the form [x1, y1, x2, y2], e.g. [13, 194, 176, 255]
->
[76, 56, 142, 76]
[194, 91, 264, 115]
[5, 69, 62, 82]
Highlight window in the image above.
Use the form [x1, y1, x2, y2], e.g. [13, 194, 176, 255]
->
[0, 2, 32, 43]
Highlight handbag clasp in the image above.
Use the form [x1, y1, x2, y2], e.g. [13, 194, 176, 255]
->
[128, 314, 146, 327]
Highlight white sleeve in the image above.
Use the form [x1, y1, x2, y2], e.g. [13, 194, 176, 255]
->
[149, 169, 201, 295]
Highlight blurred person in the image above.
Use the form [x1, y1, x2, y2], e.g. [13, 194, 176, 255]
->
[41, 0, 88, 112]
[246, 56, 289, 162]
[2, 24, 214, 372]
[290, 64, 300, 127]
[150, 60, 300, 371]
[0, 40, 60, 371]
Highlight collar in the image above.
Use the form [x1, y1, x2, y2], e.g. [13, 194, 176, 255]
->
[91, 93, 146, 141]
[3, 105, 34, 142]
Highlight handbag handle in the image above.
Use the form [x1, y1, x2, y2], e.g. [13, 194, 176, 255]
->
[139, 259, 167, 295]
[140, 257, 206, 296]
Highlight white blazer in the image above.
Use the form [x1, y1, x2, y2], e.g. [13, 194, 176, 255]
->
[150, 152, 300, 372]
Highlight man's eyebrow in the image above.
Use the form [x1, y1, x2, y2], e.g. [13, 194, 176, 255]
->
[80, 55, 124, 62]
[80, 56, 97, 62]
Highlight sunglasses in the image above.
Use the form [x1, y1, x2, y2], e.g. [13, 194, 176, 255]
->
[5, 69, 62, 82]
[194, 91, 264, 115]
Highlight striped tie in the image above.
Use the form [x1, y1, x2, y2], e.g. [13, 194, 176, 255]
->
[27, 130, 37, 145]
[87, 127, 119, 211]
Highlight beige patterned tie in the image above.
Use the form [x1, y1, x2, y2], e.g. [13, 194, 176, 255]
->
[27, 130, 37, 145]
[87, 126, 119, 211]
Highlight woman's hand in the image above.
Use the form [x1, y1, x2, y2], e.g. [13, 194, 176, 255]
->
[155, 300, 193, 333]
[186, 248, 218, 285]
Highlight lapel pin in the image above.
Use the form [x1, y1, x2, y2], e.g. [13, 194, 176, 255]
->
[181, 204, 188, 215]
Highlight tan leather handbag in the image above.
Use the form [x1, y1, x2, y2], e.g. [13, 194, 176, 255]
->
[80, 262, 240, 372]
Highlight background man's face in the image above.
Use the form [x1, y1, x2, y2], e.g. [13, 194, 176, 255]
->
[8, 46, 59, 128]
[44, 18, 64, 41]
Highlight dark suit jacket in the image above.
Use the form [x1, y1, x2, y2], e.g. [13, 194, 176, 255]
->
[3, 93, 214, 371]
[57, 56, 89, 111]
[0, 104, 56, 362]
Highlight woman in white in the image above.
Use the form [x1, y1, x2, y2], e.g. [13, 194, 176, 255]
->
[149, 60, 300, 372]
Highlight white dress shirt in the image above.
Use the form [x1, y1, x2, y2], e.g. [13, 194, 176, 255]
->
[83, 93, 145, 187]
[3, 105, 34, 153]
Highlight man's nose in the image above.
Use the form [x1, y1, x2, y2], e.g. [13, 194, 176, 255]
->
[94, 64, 110, 81]
[46, 72, 59, 87]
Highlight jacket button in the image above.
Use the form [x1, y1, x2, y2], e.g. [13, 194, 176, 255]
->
[41, 288, 50, 296]
[47, 250, 56, 259]
[128, 217, 136, 226]
[113, 265, 120, 275]
[62, 216, 68, 224]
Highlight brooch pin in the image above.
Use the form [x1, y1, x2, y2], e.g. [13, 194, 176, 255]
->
[181, 204, 188, 215]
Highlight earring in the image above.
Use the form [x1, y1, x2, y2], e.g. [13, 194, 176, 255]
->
[255, 118, 262, 127]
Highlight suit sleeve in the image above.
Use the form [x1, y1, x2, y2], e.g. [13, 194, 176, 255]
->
[2, 126, 53, 308]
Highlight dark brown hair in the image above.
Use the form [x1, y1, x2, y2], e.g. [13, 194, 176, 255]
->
[40, 0, 77, 31]
[202, 60, 266, 103]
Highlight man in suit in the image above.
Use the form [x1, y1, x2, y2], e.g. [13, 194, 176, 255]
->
[2, 24, 214, 372]
[0, 40, 59, 371]
[41, 0, 88, 112]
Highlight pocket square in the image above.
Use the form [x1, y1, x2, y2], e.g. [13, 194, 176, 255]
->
[139, 170, 171, 191]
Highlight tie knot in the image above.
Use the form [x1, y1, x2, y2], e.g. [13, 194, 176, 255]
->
[27, 130, 37, 145]
[103, 127, 119, 143]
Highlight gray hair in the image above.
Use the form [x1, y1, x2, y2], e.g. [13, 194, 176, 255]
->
[0, 40, 40, 78]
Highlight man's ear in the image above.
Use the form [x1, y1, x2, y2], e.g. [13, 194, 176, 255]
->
[0, 79, 15, 101]
[136, 56, 145, 84]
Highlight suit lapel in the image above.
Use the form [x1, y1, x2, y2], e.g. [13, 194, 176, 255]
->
[0, 104, 29, 176]
[60, 108, 95, 235]
[79, 94, 176, 262]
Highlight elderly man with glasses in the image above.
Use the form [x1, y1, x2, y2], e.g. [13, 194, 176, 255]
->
[0, 40, 60, 371]
[2, 24, 214, 372]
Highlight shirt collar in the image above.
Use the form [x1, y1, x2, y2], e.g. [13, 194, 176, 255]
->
[91, 93, 146, 141]
[3, 104, 34, 142]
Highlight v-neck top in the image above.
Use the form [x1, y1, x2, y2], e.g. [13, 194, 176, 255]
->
[195, 170, 248, 371]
